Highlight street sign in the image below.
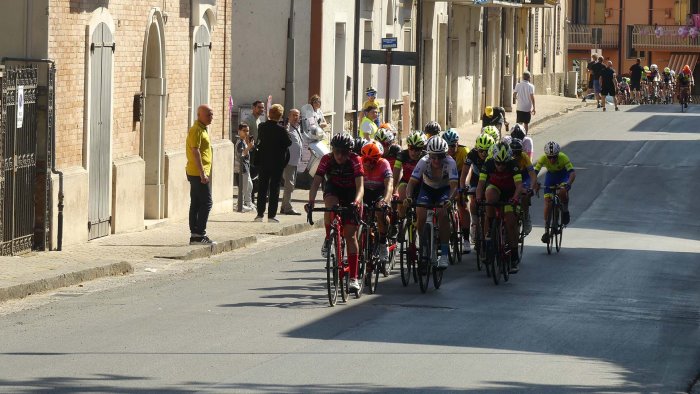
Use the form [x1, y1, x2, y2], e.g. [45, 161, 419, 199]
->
[361, 49, 386, 65]
[361, 50, 418, 66]
[381, 37, 398, 49]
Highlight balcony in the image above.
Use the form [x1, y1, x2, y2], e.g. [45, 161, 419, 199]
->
[568, 24, 620, 50]
[632, 25, 700, 52]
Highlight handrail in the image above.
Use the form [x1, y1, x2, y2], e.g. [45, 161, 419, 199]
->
[567, 24, 619, 48]
[632, 24, 700, 49]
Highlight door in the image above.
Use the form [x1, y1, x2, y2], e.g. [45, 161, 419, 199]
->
[193, 22, 211, 120]
[88, 22, 113, 240]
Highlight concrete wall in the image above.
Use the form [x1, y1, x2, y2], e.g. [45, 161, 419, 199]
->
[50, 167, 89, 248]
[164, 150, 189, 220]
[112, 156, 146, 234]
[210, 140, 234, 215]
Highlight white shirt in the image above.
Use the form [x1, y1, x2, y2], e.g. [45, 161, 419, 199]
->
[514, 81, 535, 112]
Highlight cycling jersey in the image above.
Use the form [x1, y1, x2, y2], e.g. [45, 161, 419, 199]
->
[466, 148, 487, 187]
[662, 72, 672, 83]
[383, 144, 402, 169]
[411, 155, 459, 189]
[534, 152, 574, 175]
[394, 149, 422, 184]
[363, 158, 392, 191]
[649, 70, 659, 82]
[478, 159, 522, 194]
[316, 152, 364, 189]
[450, 145, 469, 174]
[677, 74, 693, 87]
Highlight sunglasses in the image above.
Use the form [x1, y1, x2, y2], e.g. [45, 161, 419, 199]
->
[334, 149, 350, 156]
[495, 161, 507, 167]
[477, 149, 488, 154]
[547, 155, 558, 160]
[429, 154, 446, 161]
[409, 147, 422, 152]
[448, 144, 457, 149]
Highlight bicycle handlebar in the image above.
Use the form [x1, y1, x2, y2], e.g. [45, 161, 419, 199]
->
[306, 205, 359, 226]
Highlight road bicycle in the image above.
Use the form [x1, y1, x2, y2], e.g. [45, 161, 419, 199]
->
[398, 204, 418, 287]
[414, 202, 454, 293]
[479, 200, 519, 285]
[545, 183, 568, 255]
[449, 196, 464, 265]
[360, 202, 396, 294]
[679, 86, 691, 113]
[307, 205, 360, 306]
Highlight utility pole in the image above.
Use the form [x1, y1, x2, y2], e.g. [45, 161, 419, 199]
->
[352, 0, 361, 136]
[284, 0, 296, 115]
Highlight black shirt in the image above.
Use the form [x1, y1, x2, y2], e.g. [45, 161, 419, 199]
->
[629, 64, 643, 82]
[601, 67, 616, 88]
[591, 62, 606, 80]
[481, 106, 506, 127]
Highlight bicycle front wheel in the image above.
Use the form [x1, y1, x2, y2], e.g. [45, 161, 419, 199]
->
[449, 214, 461, 265]
[326, 232, 339, 306]
[555, 210, 564, 253]
[400, 223, 416, 286]
[418, 225, 432, 293]
[490, 218, 501, 286]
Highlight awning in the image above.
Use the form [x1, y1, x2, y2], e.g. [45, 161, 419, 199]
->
[522, 0, 557, 7]
[668, 53, 699, 73]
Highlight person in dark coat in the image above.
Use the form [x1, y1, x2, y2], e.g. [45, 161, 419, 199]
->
[253, 104, 292, 222]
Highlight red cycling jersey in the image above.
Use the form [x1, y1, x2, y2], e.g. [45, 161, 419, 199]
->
[362, 158, 392, 191]
[316, 152, 364, 189]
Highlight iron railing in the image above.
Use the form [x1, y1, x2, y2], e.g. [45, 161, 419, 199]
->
[568, 24, 619, 49]
[632, 25, 700, 51]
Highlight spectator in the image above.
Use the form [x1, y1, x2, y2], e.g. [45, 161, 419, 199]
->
[481, 105, 508, 132]
[300, 94, 328, 132]
[629, 58, 644, 103]
[591, 56, 607, 108]
[244, 100, 265, 141]
[599, 61, 619, 112]
[254, 104, 292, 223]
[582, 53, 598, 102]
[513, 71, 536, 133]
[236, 123, 254, 212]
[281, 109, 303, 215]
[362, 87, 382, 127]
[186, 104, 216, 245]
[360, 104, 379, 140]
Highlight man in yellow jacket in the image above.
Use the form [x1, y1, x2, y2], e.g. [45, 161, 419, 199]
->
[359, 104, 379, 140]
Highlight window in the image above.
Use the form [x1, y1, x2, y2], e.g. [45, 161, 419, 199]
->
[534, 9, 540, 52]
[556, 5, 562, 55]
[627, 25, 638, 59]
[403, 27, 412, 95]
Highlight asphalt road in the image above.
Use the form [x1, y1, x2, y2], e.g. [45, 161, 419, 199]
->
[0, 105, 699, 393]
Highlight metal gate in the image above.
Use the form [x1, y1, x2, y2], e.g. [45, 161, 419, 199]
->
[0, 66, 38, 255]
[193, 22, 211, 119]
[88, 22, 113, 240]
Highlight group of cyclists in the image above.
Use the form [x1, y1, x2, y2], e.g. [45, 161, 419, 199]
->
[618, 63, 695, 107]
[306, 118, 576, 294]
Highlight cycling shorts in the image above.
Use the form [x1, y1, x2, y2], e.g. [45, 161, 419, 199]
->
[363, 189, 385, 206]
[417, 185, 450, 206]
[544, 171, 570, 198]
[485, 184, 516, 213]
[324, 183, 360, 225]
[398, 181, 420, 200]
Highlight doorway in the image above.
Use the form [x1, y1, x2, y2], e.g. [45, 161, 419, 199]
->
[333, 23, 346, 134]
[141, 11, 166, 220]
[192, 17, 211, 121]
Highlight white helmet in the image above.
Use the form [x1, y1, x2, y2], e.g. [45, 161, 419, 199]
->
[426, 136, 448, 154]
[544, 141, 560, 156]
[651, 64, 658, 71]
[501, 136, 513, 145]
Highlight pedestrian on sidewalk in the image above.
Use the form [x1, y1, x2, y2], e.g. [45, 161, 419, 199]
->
[629, 58, 644, 104]
[481, 105, 509, 133]
[582, 53, 598, 102]
[245, 100, 265, 141]
[281, 109, 303, 215]
[360, 104, 379, 141]
[236, 123, 254, 212]
[513, 71, 536, 133]
[591, 57, 606, 108]
[600, 61, 620, 112]
[254, 104, 292, 223]
[186, 104, 216, 245]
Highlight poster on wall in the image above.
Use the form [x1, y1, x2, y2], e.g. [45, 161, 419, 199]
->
[16, 85, 24, 129]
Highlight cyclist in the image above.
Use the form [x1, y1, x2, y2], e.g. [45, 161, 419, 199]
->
[510, 123, 533, 160]
[443, 129, 471, 252]
[404, 136, 459, 269]
[481, 105, 509, 133]
[618, 77, 631, 105]
[641, 66, 651, 101]
[534, 141, 576, 244]
[662, 67, 673, 103]
[308, 133, 365, 292]
[482, 125, 500, 143]
[461, 133, 495, 245]
[393, 131, 427, 220]
[360, 140, 394, 264]
[424, 121, 442, 139]
[510, 138, 538, 235]
[677, 64, 694, 109]
[476, 142, 524, 271]
[375, 127, 402, 168]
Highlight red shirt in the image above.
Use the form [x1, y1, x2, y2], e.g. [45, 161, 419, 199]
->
[316, 152, 364, 189]
[362, 158, 392, 191]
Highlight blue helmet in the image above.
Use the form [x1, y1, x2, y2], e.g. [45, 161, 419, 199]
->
[442, 129, 459, 145]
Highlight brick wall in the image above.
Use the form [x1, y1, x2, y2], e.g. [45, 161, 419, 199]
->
[48, 0, 231, 168]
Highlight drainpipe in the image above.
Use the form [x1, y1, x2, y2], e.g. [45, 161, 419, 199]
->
[352, 0, 361, 136]
[446, 3, 453, 126]
[648, 0, 653, 65]
[284, 0, 296, 114]
[415, 0, 423, 130]
[1, 57, 63, 251]
[501, 8, 507, 107]
[618, 0, 623, 73]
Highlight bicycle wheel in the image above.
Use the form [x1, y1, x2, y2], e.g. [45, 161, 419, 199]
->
[449, 215, 461, 265]
[356, 228, 368, 298]
[490, 218, 501, 285]
[546, 203, 554, 255]
[501, 223, 510, 283]
[371, 236, 381, 294]
[555, 209, 564, 253]
[418, 225, 432, 293]
[517, 213, 525, 264]
[399, 222, 415, 286]
[326, 231, 339, 306]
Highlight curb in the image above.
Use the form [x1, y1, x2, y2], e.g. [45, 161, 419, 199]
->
[0, 261, 133, 303]
[266, 220, 323, 236]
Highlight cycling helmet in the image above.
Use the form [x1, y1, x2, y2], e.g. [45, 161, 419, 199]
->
[671, 70, 676, 77]
[664, 67, 671, 73]
[510, 138, 523, 155]
[501, 136, 513, 146]
[482, 125, 499, 141]
[361, 140, 384, 160]
[683, 64, 692, 74]
[651, 64, 658, 71]
[331, 132, 354, 151]
[424, 121, 442, 137]
[379, 122, 395, 131]
[366, 87, 377, 96]
[406, 131, 427, 148]
[544, 141, 561, 156]
[442, 129, 460, 145]
[510, 123, 526, 141]
[375, 128, 395, 143]
[644, 66, 650, 72]
[475, 133, 495, 151]
[491, 142, 512, 163]
[426, 136, 448, 154]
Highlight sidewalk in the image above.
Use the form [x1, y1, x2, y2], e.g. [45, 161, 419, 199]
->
[0, 189, 321, 303]
[455, 94, 589, 144]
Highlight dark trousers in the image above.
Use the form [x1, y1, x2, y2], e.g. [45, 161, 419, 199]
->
[257, 168, 283, 218]
[188, 175, 213, 236]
